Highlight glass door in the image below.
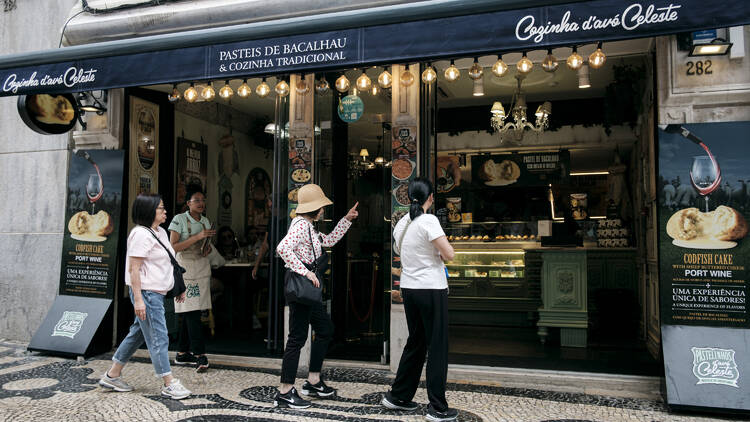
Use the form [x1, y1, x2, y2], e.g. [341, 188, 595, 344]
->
[314, 69, 392, 362]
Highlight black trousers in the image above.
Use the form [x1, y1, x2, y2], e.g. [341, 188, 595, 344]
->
[178, 310, 205, 355]
[280, 300, 334, 384]
[391, 288, 449, 412]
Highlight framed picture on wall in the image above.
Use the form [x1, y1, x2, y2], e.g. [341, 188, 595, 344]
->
[127, 96, 159, 231]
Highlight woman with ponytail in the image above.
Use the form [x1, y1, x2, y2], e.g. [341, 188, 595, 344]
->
[381, 178, 458, 422]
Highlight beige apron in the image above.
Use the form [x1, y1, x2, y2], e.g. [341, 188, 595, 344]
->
[174, 219, 212, 313]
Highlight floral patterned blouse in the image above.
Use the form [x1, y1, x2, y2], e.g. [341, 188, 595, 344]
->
[276, 216, 352, 275]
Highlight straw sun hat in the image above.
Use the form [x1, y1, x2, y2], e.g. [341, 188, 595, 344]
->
[294, 184, 333, 214]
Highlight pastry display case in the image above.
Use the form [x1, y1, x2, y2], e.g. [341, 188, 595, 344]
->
[445, 250, 525, 280]
[443, 221, 539, 243]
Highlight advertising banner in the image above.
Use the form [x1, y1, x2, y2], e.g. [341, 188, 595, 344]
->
[658, 122, 750, 413]
[471, 151, 570, 187]
[60, 150, 125, 299]
[175, 136, 208, 213]
[658, 122, 749, 328]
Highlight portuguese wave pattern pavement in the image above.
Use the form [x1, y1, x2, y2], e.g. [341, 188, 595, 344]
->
[0, 341, 736, 422]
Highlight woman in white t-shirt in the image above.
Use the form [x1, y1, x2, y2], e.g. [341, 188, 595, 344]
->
[381, 178, 458, 422]
[98, 194, 192, 400]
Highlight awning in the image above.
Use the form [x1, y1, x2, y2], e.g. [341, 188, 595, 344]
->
[2, 0, 749, 97]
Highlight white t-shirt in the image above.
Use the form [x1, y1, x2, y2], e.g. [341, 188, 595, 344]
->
[393, 213, 447, 289]
[124, 226, 175, 293]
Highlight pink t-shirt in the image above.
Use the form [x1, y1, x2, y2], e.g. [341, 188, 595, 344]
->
[125, 226, 175, 293]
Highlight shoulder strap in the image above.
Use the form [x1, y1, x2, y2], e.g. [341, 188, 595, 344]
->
[145, 227, 179, 266]
[397, 217, 414, 253]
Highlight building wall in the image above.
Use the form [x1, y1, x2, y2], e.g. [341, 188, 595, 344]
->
[0, 0, 79, 341]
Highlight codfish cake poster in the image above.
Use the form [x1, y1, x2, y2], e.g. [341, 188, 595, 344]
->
[658, 122, 750, 328]
[60, 150, 125, 298]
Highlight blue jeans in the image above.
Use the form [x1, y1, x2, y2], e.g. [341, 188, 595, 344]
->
[112, 290, 172, 377]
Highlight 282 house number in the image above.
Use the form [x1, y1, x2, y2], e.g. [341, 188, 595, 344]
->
[686, 60, 713, 76]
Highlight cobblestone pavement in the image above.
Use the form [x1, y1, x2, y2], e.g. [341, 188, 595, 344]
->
[0, 341, 742, 422]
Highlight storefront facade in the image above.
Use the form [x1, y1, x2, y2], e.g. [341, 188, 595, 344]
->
[2, 0, 750, 414]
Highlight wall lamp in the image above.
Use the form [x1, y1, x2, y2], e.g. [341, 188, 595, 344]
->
[689, 38, 733, 56]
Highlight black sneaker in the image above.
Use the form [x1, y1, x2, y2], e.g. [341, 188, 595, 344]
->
[274, 387, 312, 409]
[300, 379, 336, 398]
[381, 391, 419, 411]
[174, 352, 197, 366]
[425, 406, 458, 422]
[196, 355, 209, 373]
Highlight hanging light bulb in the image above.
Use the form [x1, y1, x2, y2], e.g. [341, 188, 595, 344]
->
[589, 42, 607, 69]
[167, 84, 180, 102]
[256, 77, 271, 98]
[219, 80, 233, 99]
[444, 59, 460, 82]
[275, 78, 290, 97]
[421, 63, 437, 84]
[578, 63, 591, 89]
[184, 83, 198, 103]
[400, 64, 415, 87]
[315, 77, 330, 95]
[472, 77, 484, 96]
[237, 79, 251, 98]
[491, 55, 508, 77]
[201, 81, 216, 101]
[295, 78, 310, 95]
[335, 74, 350, 92]
[541, 49, 559, 72]
[517, 52, 533, 74]
[567, 46, 584, 70]
[371, 84, 379, 96]
[356, 69, 372, 91]
[377, 67, 392, 89]
[468, 57, 483, 80]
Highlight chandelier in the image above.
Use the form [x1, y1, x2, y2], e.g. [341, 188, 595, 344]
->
[490, 74, 551, 144]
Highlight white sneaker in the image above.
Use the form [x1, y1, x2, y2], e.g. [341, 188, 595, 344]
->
[161, 378, 191, 400]
[99, 372, 134, 392]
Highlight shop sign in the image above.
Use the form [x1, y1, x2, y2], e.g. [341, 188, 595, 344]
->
[658, 122, 750, 329]
[470, 151, 570, 187]
[60, 149, 125, 299]
[337, 95, 364, 123]
[16, 93, 79, 134]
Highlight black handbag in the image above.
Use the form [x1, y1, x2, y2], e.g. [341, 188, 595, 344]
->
[146, 228, 187, 299]
[284, 222, 329, 305]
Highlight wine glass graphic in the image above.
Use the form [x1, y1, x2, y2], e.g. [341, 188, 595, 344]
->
[86, 173, 103, 214]
[690, 156, 720, 212]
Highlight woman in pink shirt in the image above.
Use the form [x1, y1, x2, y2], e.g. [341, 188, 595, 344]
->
[98, 193, 192, 400]
[273, 184, 359, 409]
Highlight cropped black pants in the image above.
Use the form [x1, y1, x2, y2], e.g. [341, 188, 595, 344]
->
[280, 299, 334, 384]
[390, 288, 449, 412]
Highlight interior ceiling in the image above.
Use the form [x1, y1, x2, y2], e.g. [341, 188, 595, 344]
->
[145, 38, 652, 157]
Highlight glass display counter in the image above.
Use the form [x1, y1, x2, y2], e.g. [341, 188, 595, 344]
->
[443, 221, 538, 243]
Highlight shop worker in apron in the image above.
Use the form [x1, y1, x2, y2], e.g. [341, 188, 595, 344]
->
[169, 185, 216, 373]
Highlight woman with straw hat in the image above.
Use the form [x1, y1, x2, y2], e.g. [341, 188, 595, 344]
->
[274, 183, 359, 409]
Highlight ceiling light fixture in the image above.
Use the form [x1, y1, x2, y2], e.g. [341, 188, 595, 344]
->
[517, 52, 533, 74]
[237, 79, 251, 98]
[219, 80, 233, 99]
[422, 63, 437, 84]
[184, 82, 198, 103]
[315, 77, 330, 95]
[444, 59, 460, 82]
[567, 46, 584, 70]
[490, 74, 551, 144]
[295, 78, 310, 95]
[201, 81, 216, 101]
[256, 77, 271, 98]
[377, 67, 392, 88]
[468, 57, 483, 80]
[492, 55, 508, 77]
[167, 84, 180, 102]
[275, 78, 290, 97]
[335, 74, 350, 92]
[400, 64, 415, 87]
[589, 42, 607, 69]
[371, 84, 379, 96]
[356, 69, 372, 91]
[472, 77, 484, 96]
[578, 63, 591, 89]
[541, 49, 559, 72]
